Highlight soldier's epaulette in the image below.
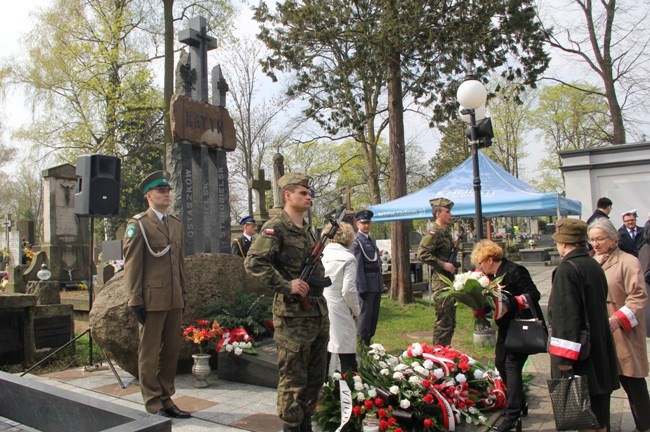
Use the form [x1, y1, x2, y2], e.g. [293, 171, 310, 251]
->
[169, 214, 181, 222]
[133, 213, 145, 220]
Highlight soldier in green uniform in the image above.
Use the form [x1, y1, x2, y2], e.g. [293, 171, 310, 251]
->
[417, 197, 457, 346]
[123, 171, 190, 419]
[244, 173, 329, 432]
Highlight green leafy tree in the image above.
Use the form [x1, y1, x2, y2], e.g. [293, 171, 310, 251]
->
[427, 120, 471, 183]
[530, 82, 610, 191]
[485, 79, 535, 177]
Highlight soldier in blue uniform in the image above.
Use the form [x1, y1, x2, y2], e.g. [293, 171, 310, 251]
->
[231, 215, 257, 257]
[352, 210, 383, 346]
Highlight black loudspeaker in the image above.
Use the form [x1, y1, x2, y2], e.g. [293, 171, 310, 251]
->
[74, 154, 121, 217]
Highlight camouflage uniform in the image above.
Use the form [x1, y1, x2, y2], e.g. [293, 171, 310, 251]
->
[417, 221, 456, 346]
[244, 210, 329, 429]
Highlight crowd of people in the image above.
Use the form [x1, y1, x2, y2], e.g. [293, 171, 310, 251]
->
[123, 167, 650, 432]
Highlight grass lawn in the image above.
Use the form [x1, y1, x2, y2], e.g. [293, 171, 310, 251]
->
[372, 295, 495, 364]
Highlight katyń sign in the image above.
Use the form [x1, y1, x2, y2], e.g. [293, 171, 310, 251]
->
[170, 94, 236, 151]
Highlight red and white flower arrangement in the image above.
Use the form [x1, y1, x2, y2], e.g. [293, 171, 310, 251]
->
[182, 320, 257, 355]
[315, 343, 506, 431]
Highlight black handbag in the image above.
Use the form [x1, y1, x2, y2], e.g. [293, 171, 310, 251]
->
[504, 296, 547, 354]
[547, 373, 599, 431]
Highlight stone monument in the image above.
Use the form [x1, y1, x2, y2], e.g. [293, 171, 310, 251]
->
[247, 169, 272, 226]
[169, 15, 236, 255]
[41, 164, 91, 284]
[269, 153, 285, 218]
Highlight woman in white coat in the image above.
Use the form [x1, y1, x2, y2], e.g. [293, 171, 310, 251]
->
[322, 222, 361, 373]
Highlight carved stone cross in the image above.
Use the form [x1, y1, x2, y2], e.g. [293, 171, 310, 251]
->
[2, 213, 12, 251]
[248, 169, 272, 219]
[178, 16, 218, 102]
[212, 64, 229, 108]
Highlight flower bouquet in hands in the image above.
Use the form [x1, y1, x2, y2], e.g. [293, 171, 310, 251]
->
[437, 271, 505, 330]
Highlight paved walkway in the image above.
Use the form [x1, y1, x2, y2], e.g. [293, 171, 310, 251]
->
[3, 263, 643, 431]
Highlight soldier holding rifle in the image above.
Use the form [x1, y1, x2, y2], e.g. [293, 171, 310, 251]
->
[417, 197, 457, 346]
[244, 173, 330, 432]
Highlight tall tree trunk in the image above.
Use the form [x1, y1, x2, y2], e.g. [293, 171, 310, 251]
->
[387, 50, 412, 305]
[163, 0, 174, 168]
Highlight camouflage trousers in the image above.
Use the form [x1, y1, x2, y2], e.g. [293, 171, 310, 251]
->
[273, 314, 330, 427]
[432, 285, 457, 347]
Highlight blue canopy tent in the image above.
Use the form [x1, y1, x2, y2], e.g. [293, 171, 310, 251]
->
[369, 152, 582, 222]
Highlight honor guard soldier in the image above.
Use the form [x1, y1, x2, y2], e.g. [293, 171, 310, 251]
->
[417, 197, 457, 346]
[123, 171, 190, 419]
[244, 173, 330, 432]
[232, 215, 257, 257]
[352, 210, 383, 346]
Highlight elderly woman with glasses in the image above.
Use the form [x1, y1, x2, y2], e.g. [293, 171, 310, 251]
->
[471, 240, 545, 432]
[589, 218, 650, 432]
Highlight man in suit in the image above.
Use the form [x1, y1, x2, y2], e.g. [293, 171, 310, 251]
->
[352, 210, 383, 346]
[618, 210, 644, 257]
[232, 216, 257, 257]
[586, 197, 613, 225]
[123, 171, 190, 418]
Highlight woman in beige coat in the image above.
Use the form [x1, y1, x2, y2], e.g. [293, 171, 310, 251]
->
[589, 218, 650, 432]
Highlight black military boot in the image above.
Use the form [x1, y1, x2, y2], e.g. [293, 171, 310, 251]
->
[300, 415, 313, 432]
[283, 424, 300, 432]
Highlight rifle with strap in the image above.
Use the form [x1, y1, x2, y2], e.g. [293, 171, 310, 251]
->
[295, 205, 347, 311]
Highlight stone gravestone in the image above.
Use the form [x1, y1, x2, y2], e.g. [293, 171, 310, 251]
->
[269, 153, 285, 218]
[247, 169, 272, 226]
[169, 16, 236, 255]
[41, 164, 91, 284]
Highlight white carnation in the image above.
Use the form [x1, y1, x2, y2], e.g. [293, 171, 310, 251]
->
[357, 392, 365, 402]
[332, 373, 342, 380]
[234, 347, 243, 355]
[456, 373, 467, 383]
[225, 344, 233, 352]
[399, 399, 411, 409]
[393, 371, 404, 381]
[395, 364, 408, 372]
[433, 369, 444, 379]
[368, 388, 377, 397]
[474, 370, 484, 380]
[410, 343, 423, 356]
[453, 280, 465, 291]
[389, 385, 400, 395]
[414, 366, 426, 375]
[423, 360, 434, 370]
[354, 382, 364, 391]
[478, 275, 490, 288]
[408, 376, 422, 385]
[353, 375, 362, 383]
[379, 361, 388, 368]
[380, 368, 390, 376]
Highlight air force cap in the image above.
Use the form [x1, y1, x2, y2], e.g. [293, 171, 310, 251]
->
[140, 171, 172, 194]
[355, 210, 374, 222]
[240, 216, 256, 225]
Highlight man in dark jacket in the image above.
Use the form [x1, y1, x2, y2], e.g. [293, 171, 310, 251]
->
[618, 210, 644, 257]
[586, 197, 612, 225]
[231, 216, 257, 257]
[352, 210, 383, 346]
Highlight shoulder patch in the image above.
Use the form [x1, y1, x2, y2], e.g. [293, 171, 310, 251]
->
[126, 225, 137, 238]
[264, 228, 275, 236]
[429, 231, 436, 235]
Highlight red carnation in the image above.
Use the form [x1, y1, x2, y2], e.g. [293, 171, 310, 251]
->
[423, 418, 433, 428]
[395, 428, 404, 432]
[377, 408, 387, 419]
[374, 397, 385, 407]
[378, 420, 389, 431]
[352, 406, 362, 417]
[387, 416, 397, 426]
[364, 400, 374, 410]
[423, 393, 434, 404]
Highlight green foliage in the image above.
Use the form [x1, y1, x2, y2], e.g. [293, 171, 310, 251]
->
[426, 120, 470, 183]
[204, 293, 273, 338]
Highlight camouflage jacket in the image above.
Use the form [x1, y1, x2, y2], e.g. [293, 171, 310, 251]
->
[244, 211, 327, 317]
[417, 222, 454, 288]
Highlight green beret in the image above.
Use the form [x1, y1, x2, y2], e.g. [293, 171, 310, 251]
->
[552, 218, 587, 243]
[140, 171, 172, 193]
[429, 197, 454, 210]
[278, 173, 310, 189]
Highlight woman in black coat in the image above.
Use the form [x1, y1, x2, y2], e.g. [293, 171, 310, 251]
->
[471, 240, 545, 432]
[549, 218, 619, 431]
